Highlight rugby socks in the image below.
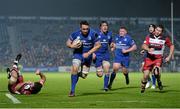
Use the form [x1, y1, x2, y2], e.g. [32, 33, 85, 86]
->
[109, 72, 116, 85]
[124, 73, 129, 85]
[71, 74, 79, 93]
[104, 74, 110, 89]
[152, 75, 156, 86]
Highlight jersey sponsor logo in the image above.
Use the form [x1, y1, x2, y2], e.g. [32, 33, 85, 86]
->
[149, 38, 165, 45]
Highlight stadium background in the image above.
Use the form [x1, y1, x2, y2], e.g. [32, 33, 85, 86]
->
[0, 0, 180, 72]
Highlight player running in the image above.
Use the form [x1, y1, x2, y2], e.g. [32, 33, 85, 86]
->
[93, 21, 112, 91]
[66, 20, 101, 97]
[141, 24, 156, 89]
[108, 26, 137, 89]
[141, 25, 174, 93]
[7, 54, 46, 95]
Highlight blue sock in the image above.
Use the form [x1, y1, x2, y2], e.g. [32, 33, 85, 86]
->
[109, 72, 116, 85]
[104, 74, 110, 89]
[152, 75, 156, 85]
[71, 74, 79, 93]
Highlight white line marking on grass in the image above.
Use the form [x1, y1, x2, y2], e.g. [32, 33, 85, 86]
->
[5, 93, 21, 104]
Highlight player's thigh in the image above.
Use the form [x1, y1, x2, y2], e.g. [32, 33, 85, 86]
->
[72, 59, 82, 74]
[143, 58, 154, 71]
[152, 58, 162, 75]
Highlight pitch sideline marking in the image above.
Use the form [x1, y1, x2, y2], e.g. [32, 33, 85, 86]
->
[5, 93, 21, 104]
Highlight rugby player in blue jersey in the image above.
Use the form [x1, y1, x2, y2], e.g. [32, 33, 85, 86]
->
[66, 21, 101, 97]
[108, 26, 137, 89]
[93, 21, 112, 91]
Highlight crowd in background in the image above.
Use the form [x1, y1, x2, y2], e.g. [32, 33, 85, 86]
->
[0, 17, 180, 71]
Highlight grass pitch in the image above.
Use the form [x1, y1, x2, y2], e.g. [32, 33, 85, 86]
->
[0, 72, 180, 108]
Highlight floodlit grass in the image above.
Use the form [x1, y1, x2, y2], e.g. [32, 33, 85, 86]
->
[0, 72, 180, 108]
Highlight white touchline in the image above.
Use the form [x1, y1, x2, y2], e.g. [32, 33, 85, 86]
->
[5, 93, 21, 104]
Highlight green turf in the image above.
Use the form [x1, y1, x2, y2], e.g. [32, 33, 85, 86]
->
[0, 72, 180, 108]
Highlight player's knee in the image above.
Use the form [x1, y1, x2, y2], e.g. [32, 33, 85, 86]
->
[96, 71, 103, 78]
[82, 71, 88, 79]
[153, 66, 161, 76]
[122, 67, 128, 74]
[96, 67, 103, 78]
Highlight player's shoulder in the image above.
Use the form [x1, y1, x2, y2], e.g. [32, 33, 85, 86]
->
[125, 34, 133, 39]
[71, 30, 81, 37]
[89, 28, 98, 38]
[107, 31, 113, 36]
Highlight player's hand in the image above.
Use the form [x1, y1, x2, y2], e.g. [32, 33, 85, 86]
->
[140, 50, 145, 54]
[148, 48, 154, 53]
[71, 43, 82, 49]
[122, 49, 128, 53]
[165, 56, 171, 63]
[35, 69, 41, 75]
[110, 43, 115, 51]
[83, 52, 90, 58]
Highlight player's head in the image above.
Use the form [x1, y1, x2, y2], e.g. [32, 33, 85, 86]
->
[154, 24, 164, 36]
[99, 21, 108, 33]
[148, 24, 156, 34]
[80, 20, 89, 36]
[31, 82, 43, 94]
[119, 26, 128, 36]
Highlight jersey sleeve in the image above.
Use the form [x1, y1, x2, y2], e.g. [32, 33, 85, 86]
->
[129, 38, 136, 46]
[93, 32, 100, 43]
[108, 32, 113, 44]
[165, 37, 173, 47]
[69, 31, 79, 41]
[143, 36, 150, 45]
[69, 33, 75, 41]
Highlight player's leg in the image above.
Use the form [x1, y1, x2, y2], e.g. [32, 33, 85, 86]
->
[69, 59, 81, 97]
[153, 65, 163, 90]
[81, 64, 90, 79]
[108, 63, 120, 89]
[121, 57, 130, 85]
[7, 54, 23, 82]
[141, 70, 150, 93]
[122, 67, 129, 85]
[145, 76, 151, 89]
[141, 58, 152, 93]
[141, 61, 151, 89]
[102, 60, 110, 91]
[151, 74, 156, 89]
[95, 56, 103, 78]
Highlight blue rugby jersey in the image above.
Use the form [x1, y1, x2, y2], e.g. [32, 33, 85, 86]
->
[113, 34, 135, 57]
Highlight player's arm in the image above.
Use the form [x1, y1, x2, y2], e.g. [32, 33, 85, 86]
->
[36, 69, 46, 85]
[166, 44, 174, 61]
[83, 41, 101, 58]
[110, 42, 116, 51]
[122, 44, 137, 53]
[141, 36, 154, 53]
[66, 39, 78, 49]
[165, 37, 175, 62]
[9, 70, 18, 85]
